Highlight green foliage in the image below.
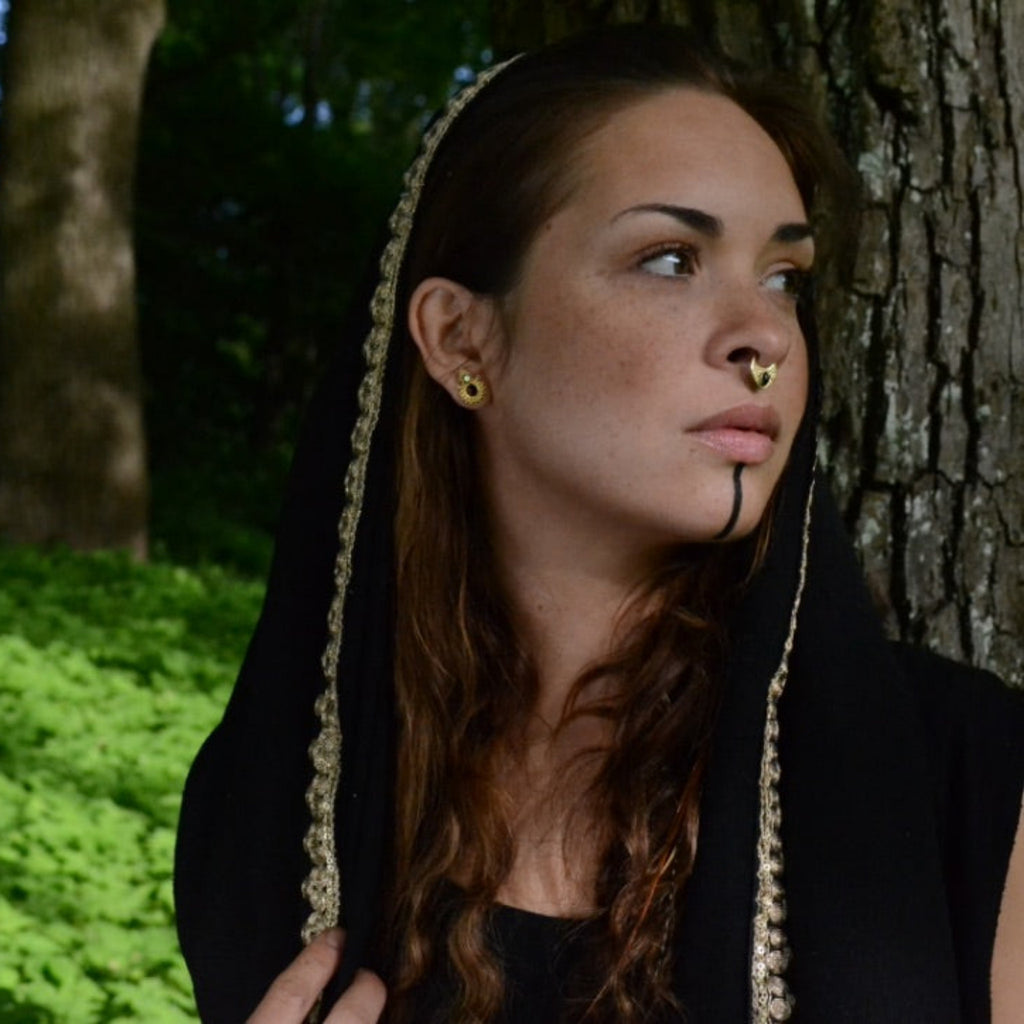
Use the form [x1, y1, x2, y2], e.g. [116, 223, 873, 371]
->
[0, 545, 263, 1022]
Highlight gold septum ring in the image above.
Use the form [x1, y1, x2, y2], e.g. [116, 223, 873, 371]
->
[750, 357, 778, 390]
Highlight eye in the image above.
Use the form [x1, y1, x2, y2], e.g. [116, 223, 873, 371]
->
[638, 245, 698, 278]
[763, 267, 811, 300]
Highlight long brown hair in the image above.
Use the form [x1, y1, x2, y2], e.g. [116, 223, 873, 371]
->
[388, 25, 845, 1023]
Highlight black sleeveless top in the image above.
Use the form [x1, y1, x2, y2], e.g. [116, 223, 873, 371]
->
[410, 902, 601, 1024]
[490, 905, 593, 1022]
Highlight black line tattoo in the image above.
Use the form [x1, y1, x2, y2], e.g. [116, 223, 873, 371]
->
[713, 463, 744, 540]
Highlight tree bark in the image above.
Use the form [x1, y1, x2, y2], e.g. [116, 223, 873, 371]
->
[0, 0, 165, 558]
[491, 0, 1024, 686]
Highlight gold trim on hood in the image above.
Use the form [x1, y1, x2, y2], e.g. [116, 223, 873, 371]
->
[750, 477, 814, 1022]
[300, 59, 520, 948]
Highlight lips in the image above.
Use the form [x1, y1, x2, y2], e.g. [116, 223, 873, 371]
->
[689, 403, 781, 464]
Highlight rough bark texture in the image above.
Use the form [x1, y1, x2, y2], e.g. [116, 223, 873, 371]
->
[491, 0, 1023, 686]
[0, 0, 165, 557]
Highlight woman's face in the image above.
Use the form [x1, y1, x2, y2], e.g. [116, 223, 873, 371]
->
[476, 88, 812, 570]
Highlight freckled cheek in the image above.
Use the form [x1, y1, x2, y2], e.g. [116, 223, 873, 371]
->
[611, 317, 696, 398]
[576, 295, 667, 382]
[580, 336, 657, 407]
[530, 308, 629, 394]
[510, 273, 664, 399]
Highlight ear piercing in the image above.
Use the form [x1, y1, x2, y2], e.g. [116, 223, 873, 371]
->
[456, 370, 490, 408]
[750, 356, 778, 390]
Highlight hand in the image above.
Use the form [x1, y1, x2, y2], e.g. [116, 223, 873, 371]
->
[246, 928, 387, 1024]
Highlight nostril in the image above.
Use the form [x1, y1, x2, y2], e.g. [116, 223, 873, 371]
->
[728, 346, 758, 364]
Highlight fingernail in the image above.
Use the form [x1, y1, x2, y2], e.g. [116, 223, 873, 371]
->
[321, 927, 344, 949]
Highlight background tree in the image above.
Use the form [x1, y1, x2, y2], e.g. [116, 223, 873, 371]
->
[491, 0, 1023, 686]
[0, 0, 166, 558]
[0, 0, 488, 568]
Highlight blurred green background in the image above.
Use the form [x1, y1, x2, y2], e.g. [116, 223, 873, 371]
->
[0, 546, 262, 1022]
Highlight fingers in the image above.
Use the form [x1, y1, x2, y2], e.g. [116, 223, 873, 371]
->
[245, 929, 387, 1024]
[323, 969, 387, 1023]
[246, 928, 345, 1024]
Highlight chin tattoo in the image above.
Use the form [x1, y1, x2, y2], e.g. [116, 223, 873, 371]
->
[713, 463, 744, 541]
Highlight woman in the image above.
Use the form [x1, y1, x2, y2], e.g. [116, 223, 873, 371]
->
[175, 26, 1024, 1024]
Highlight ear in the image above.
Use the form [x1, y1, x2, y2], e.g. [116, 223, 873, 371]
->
[407, 277, 501, 401]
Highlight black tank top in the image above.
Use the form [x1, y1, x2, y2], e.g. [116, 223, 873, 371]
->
[409, 902, 600, 1024]
[490, 904, 597, 1023]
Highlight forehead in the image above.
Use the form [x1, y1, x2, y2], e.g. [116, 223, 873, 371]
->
[569, 87, 807, 223]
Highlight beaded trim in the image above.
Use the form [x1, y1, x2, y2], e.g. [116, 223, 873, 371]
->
[750, 477, 814, 1023]
[300, 60, 520, 948]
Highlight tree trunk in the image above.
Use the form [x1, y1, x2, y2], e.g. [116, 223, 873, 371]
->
[491, 0, 1024, 686]
[0, 0, 165, 558]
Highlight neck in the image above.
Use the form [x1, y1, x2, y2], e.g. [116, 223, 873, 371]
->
[491, 517, 661, 726]
[518, 570, 630, 721]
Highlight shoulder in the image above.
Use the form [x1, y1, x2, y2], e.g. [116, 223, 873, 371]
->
[891, 644, 1024, 1016]
[891, 640, 1019, 698]
[890, 642, 1024, 762]
[889, 642, 1023, 823]
[993, 794, 1024, 1023]
[888, 641, 1023, 877]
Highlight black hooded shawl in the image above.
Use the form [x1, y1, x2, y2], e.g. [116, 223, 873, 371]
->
[175, 57, 1024, 1024]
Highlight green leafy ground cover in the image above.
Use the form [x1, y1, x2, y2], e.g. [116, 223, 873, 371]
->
[0, 545, 264, 1022]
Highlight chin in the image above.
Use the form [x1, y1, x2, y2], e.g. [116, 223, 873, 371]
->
[708, 498, 772, 545]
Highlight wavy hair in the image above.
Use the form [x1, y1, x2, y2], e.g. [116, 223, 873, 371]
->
[387, 25, 846, 1023]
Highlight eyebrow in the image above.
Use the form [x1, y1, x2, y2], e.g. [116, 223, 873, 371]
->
[772, 221, 815, 244]
[613, 203, 814, 245]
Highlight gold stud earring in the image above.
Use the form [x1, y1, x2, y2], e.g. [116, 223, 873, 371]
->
[456, 370, 490, 408]
[750, 356, 778, 390]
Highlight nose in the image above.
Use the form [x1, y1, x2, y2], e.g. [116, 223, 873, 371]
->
[704, 286, 798, 385]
